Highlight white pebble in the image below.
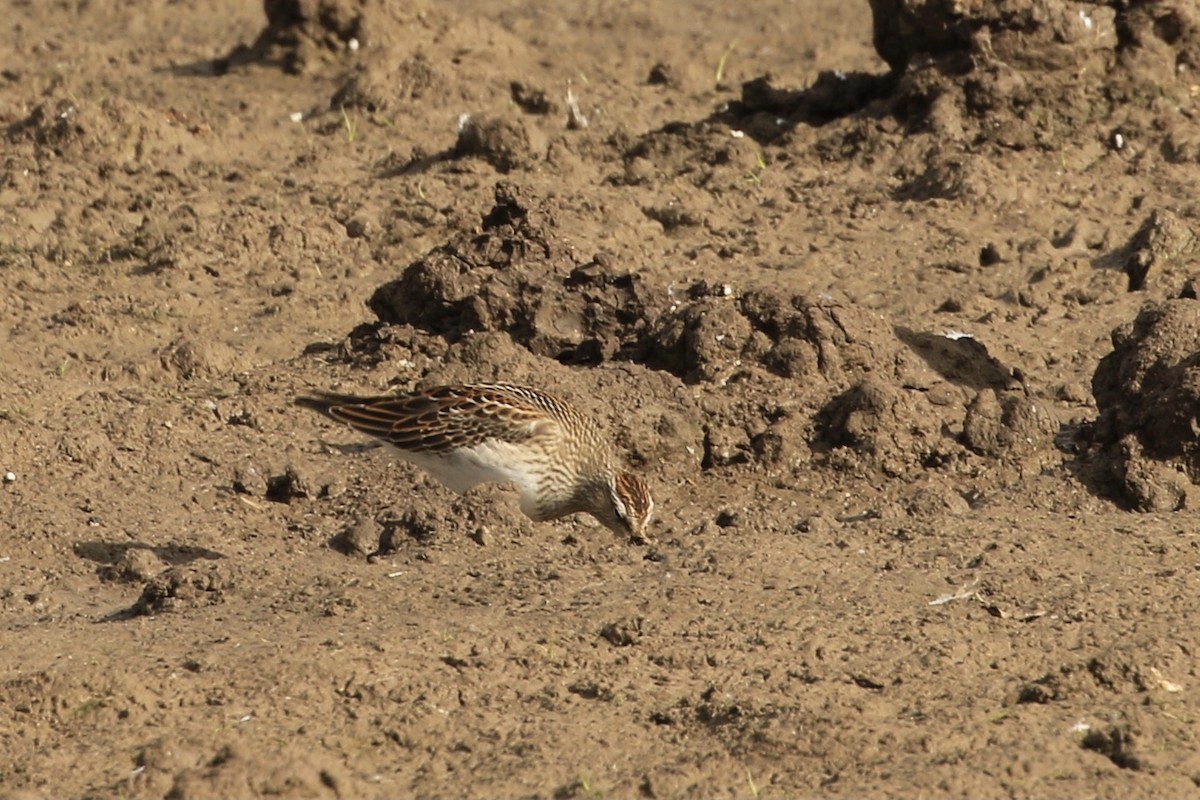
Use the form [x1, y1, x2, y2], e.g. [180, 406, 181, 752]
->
[3, 471, 14, 483]
[289, 111, 304, 123]
[348, 37, 360, 52]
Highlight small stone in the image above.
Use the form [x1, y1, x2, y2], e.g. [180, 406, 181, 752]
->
[100, 548, 168, 584]
[904, 486, 970, 517]
[704, 426, 750, 467]
[335, 518, 381, 557]
[979, 242, 1006, 266]
[320, 475, 347, 499]
[750, 430, 784, 464]
[796, 514, 831, 535]
[599, 617, 643, 647]
[647, 62, 674, 85]
[1056, 382, 1090, 404]
[231, 465, 265, 495]
[3, 471, 14, 483]
[265, 466, 313, 503]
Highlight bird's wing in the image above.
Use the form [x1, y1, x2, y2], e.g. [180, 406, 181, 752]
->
[296, 386, 560, 453]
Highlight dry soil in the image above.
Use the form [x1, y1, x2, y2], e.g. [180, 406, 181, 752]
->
[5, 0, 1200, 797]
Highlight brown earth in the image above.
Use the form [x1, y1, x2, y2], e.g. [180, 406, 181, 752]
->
[4, 0, 1200, 797]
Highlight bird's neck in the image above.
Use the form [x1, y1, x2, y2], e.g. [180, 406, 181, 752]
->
[541, 470, 612, 521]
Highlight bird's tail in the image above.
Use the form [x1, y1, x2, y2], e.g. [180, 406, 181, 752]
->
[294, 391, 384, 419]
[296, 390, 426, 442]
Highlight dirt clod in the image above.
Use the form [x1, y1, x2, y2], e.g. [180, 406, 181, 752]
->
[99, 548, 169, 584]
[132, 565, 231, 616]
[600, 617, 644, 647]
[266, 466, 315, 503]
[1120, 209, 1197, 291]
[1081, 724, 1144, 771]
[1090, 299, 1200, 508]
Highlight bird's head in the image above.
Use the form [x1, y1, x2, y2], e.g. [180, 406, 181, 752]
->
[590, 470, 654, 542]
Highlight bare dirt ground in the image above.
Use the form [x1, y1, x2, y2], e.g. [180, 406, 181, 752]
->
[5, 0, 1200, 797]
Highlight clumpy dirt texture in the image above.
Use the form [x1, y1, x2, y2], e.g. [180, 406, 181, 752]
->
[1088, 298, 1200, 511]
[7, 0, 1200, 796]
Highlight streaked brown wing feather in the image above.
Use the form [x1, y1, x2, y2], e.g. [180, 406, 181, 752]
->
[296, 385, 558, 453]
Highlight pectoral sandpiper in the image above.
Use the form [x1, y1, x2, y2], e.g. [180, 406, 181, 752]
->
[296, 383, 654, 541]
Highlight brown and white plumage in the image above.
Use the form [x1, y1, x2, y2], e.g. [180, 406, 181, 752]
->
[295, 384, 654, 540]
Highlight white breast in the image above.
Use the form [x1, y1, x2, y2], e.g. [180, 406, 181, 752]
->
[386, 441, 544, 519]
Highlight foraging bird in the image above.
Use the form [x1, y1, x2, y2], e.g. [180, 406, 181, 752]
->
[295, 383, 654, 541]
